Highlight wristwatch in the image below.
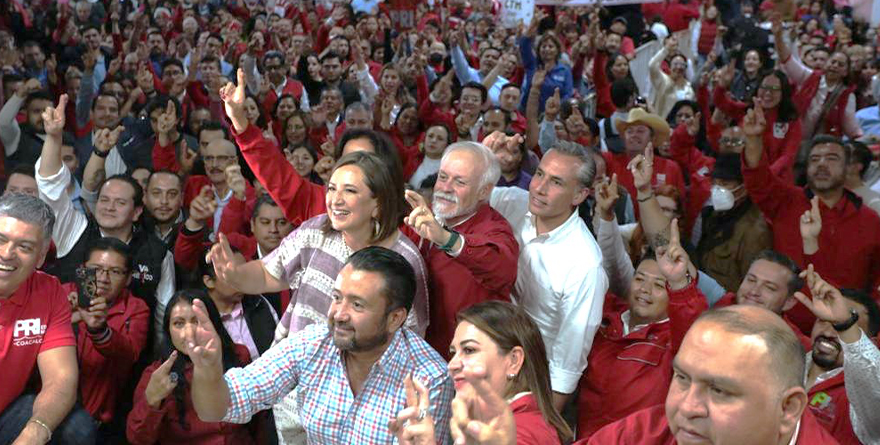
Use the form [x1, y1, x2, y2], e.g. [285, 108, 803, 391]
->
[93, 147, 111, 158]
[832, 309, 859, 332]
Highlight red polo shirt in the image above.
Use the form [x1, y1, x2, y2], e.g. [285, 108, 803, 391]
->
[808, 371, 860, 445]
[0, 271, 74, 413]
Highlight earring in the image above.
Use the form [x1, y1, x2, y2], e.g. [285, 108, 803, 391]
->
[506, 373, 516, 380]
[372, 218, 380, 237]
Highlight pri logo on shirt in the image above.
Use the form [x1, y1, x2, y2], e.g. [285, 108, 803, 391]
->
[12, 318, 46, 347]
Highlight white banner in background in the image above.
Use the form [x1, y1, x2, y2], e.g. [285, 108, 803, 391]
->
[536, 0, 662, 5]
[501, 0, 535, 28]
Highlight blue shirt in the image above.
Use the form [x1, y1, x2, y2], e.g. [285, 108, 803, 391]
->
[223, 323, 454, 444]
[856, 106, 880, 137]
[519, 36, 574, 112]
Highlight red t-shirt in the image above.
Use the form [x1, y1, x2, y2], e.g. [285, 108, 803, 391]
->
[0, 271, 74, 412]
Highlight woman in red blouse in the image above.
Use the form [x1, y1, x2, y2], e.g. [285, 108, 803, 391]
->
[391, 301, 572, 445]
[127, 290, 257, 445]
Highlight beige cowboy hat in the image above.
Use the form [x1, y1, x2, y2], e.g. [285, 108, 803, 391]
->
[615, 108, 671, 146]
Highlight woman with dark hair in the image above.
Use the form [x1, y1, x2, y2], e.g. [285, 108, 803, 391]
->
[243, 94, 269, 132]
[666, 100, 711, 155]
[380, 103, 425, 180]
[281, 110, 309, 149]
[773, 18, 863, 140]
[592, 50, 635, 119]
[270, 94, 298, 143]
[390, 301, 572, 444]
[284, 143, 322, 185]
[714, 69, 802, 181]
[649, 36, 695, 119]
[126, 290, 256, 445]
[730, 48, 767, 101]
[519, 10, 574, 111]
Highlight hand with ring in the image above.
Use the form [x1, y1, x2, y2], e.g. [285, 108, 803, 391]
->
[388, 372, 435, 445]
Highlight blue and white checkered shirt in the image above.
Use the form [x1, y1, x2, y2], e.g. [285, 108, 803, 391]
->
[223, 323, 454, 444]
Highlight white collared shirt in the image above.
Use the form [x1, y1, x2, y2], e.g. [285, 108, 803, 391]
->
[490, 186, 609, 394]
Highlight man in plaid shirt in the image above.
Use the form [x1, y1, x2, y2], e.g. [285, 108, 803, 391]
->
[188, 246, 454, 444]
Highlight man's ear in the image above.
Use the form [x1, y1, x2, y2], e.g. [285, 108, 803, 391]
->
[778, 387, 808, 441]
[385, 307, 407, 332]
[36, 241, 51, 269]
[572, 185, 590, 207]
[132, 206, 144, 223]
[202, 274, 216, 290]
[782, 295, 797, 312]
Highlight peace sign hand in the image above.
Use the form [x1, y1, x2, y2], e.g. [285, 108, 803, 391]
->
[595, 174, 620, 221]
[93, 125, 124, 155]
[189, 298, 224, 372]
[206, 233, 246, 288]
[41, 94, 68, 138]
[388, 373, 435, 445]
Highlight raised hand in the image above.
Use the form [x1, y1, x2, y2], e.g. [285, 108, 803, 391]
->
[225, 165, 247, 200]
[742, 99, 767, 138]
[793, 264, 853, 325]
[405, 190, 451, 246]
[566, 106, 587, 137]
[314, 155, 335, 183]
[531, 69, 547, 89]
[187, 186, 217, 228]
[93, 125, 125, 154]
[544, 88, 561, 120]
[219, 68, 248, 133]
[144, 351, 180, 408]
[388, 373, 435, 445]
[156, 100, 178, 136]
[481, 131, 524, 157]
[41, 94, 68, 138]
[189, 298, 224, 371]
[206, 233, 246, 288]
[449, 366, 516, 445]
[180, 147, 198, 175]
[656, 219, 692, 290]
[595, 174, 620, 221]
[627, 142, 654, 194]
[16, 78, 42, 98]
[800, 196, 822, 255]
[311, 103, 329, 127]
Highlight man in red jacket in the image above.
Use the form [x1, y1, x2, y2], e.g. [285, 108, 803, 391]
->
[741, 106, 880, 331]
[402, 141, 519, 357]
[65, 237, 150, 437]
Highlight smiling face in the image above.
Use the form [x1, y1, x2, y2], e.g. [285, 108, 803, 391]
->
[396, 107, 418, 135]
[757, 74, 783, 109]
[538, 39, 560, 64]
[743, 50, 761, 75]
[627, 259, 669, 325]
[448, 320, 522, 397]
[611, 54, 629, 80]
[528, 150, 589, 227]
[433, 149, 488, 222]
[285, 115, 307, 146]
[380, 67, 401, 94]
[0, 216, 47, 298]
[286, 146, 315, 177]
[735, 259, 794, 314]
[666, 321, 795, 445]
[325, 165, 378, 237]
[328, 264, 398, 353]
[96, 179, 142, 232]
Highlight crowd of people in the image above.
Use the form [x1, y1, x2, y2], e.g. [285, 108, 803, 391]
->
[0, 0, 879, 444]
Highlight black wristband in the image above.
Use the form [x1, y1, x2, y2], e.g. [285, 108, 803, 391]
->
[832, 309, 859, 332]
[92, 147, 111, 158]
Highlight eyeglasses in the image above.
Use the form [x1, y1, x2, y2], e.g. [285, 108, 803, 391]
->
[719, 137, 745, 146]
[758, 84, 782, 91]
[202, 155, 235, 164]
[85, 265, 129, 279]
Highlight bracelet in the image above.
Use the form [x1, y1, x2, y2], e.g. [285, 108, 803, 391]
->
[637, 193, 654, 203]
[438, 230, 460, 252]
[92, 147, 111, 158]
[832, 309, 859, 332]
[28, 418, 52, 442]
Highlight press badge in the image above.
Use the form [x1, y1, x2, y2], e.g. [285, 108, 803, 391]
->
[773, 122, 789, 139]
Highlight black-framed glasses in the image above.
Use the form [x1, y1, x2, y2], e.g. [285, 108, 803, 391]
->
[85, 265, 129, 279]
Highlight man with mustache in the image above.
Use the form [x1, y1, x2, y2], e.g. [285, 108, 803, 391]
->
[403, 141, 519, 358]
[796, 268, 880, 444]
[741, 105, 880, 331]
[143, 171, 184, 249]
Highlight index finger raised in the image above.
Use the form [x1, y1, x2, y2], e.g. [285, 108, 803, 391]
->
[669, 218, 681, 247]
[404, 189, 427, 209]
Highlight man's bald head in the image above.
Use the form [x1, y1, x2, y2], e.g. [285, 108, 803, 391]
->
[694, 305, 805, 389]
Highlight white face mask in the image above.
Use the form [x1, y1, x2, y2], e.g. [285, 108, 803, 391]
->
[711, 184, 742, 211]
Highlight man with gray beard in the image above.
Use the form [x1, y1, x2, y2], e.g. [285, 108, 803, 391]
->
[403, 141, 519, 357]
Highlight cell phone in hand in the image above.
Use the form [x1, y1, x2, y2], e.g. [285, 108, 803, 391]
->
[76, 267, 97, 309]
